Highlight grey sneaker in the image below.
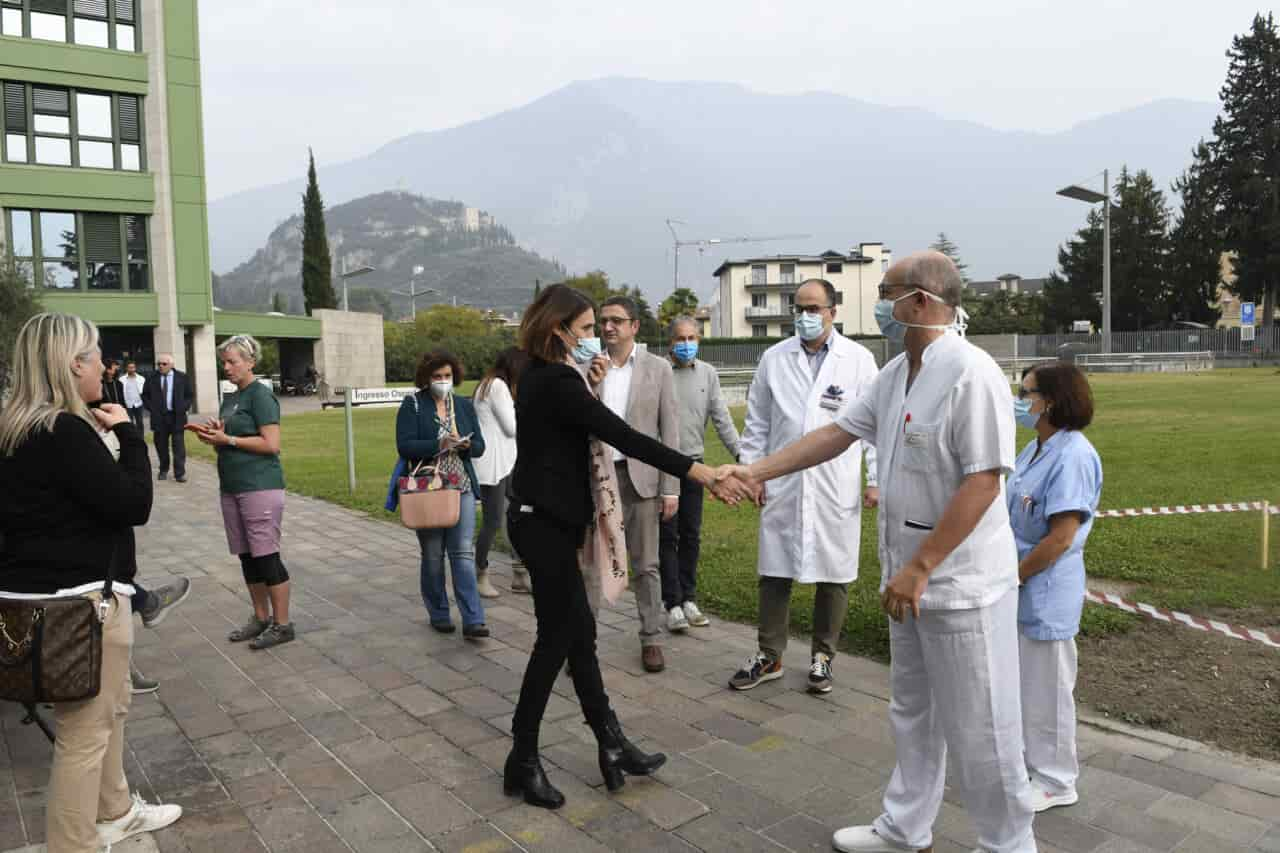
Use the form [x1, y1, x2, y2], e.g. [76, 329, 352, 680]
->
[228, 614, 270, 643]
[97, 793, 182, 847]
[249, 621, 295, 650]
[667, 605, 689, 632]
[130, 665, 158, 694]
[139, 577, 192, 628]
[682, 601, 710, 627]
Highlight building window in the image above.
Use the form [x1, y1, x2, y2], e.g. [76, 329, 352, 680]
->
[2, 82, 144, 170]
[781, 323, 794, 337]
[781, 293, 794, 311]
[881, 257, 889, 272]
[833, 291, 843, 305]
[4, 208, 149, 292]
[826, 262, 843, 274]
[779, 263, 795, 284]
[0, 0, 140, 50]
[750, 264, 766, 285]
[751, 324, 767, 338]
[751, 292, 767, 308]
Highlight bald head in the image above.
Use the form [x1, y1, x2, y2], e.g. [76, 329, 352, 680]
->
[884, 251, 965, 308]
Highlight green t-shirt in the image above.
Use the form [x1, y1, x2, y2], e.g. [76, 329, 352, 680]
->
[216, 380, 285, 494]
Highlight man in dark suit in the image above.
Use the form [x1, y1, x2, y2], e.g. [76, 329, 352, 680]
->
[142, 353, 192, 482]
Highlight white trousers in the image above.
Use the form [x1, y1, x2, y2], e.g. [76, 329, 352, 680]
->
[872, 588, 1036, 853]
[1019, 633, 1079, 795]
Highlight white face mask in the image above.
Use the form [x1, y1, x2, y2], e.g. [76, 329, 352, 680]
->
[430, 380, 453, 399]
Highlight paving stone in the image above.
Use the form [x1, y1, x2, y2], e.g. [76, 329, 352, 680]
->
[1022, 810, 1113, 852]
[326, 794, 417, 847]
[611, 778, 709, 830]
[678, 773, 796, 830]
[428, 822, 519, 853]
[1198, 781, 1280, 821]
[491, 806, 612, 852]
[675, 813, 790, 853]
[385, 780, 483, 837]
[1089, 751, 1217, 799]
[761, 813, 837, 851]
[1082, 800, 1194, 851]
[1146, 792, 1270, 847]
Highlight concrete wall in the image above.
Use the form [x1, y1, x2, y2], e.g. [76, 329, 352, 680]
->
[312, 309, 385, 390]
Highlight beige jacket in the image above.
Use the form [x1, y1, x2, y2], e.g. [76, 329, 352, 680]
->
[608, 350, 681, 500]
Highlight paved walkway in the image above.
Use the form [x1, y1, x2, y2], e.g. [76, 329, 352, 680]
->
[4, 462, 1279, 853]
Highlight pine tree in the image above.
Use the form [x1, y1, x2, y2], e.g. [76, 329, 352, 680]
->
[1168, 142, 1225, 325]
[1109, 167, 1173, 329]
[300, 149, 336, 314]
[1042, 210, 1104, 332]
[0, 262, 41, 408]
[1209, 13, 1280, 327]
[929, 232, 969, 282]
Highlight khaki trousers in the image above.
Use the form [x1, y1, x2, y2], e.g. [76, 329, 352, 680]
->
[615, 463, 664, 648]
[49, 592, 134, 853]
[757, 575, 849, 661]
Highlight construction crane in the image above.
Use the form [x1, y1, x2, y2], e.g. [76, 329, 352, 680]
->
[666, 219, 811, 294]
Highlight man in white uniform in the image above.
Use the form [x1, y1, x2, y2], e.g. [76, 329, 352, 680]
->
[121, 360, 146, 432]
[729, 279, 878, 695]
[718, 253, 1035, 853]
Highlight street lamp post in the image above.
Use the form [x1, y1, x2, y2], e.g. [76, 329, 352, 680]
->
[1057, 169, 1112, 353]
[339, 258, 375, 312]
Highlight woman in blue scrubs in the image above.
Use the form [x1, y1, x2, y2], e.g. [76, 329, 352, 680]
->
[1009, 362, 1103, 814]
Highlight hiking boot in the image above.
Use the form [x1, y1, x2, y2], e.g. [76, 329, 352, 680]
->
[130, 665, 158, 695]
[139, 577, 192, 628]
[808, 652, 834, 695]
[682, 601, 710, 627]
[729, 652, 783, 691]
[97, 793, 182, 847]
[249, 621, 295, 650]
[476, 569, 500, 598]
[510, 565, 531, 593]
[667, 605, 689, 633]
[228, 614, 270, 643]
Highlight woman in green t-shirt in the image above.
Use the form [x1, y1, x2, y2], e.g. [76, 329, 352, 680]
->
[193, 334, 294, 650]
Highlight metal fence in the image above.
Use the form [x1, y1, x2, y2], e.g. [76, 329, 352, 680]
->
[659, 327, 1280, 369]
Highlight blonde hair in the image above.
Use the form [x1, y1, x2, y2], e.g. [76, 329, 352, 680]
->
[0, 313, 100, 456]
[217, 334, 261, 366]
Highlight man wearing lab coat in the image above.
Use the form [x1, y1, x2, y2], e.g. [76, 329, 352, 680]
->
[718, 252, 1035, 853]
[728, 279, 878, 695]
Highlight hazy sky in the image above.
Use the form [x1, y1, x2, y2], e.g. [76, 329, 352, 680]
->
[200, 0, 1258, 200]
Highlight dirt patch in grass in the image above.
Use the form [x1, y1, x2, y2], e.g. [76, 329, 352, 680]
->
[1078, 620, 1280, 761]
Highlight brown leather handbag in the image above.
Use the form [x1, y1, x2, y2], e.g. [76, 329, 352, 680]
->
[398, 462, 461, 530]
[0, 577, 112, 704]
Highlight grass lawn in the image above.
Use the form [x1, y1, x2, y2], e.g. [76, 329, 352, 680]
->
[192, 368, 1280, 662]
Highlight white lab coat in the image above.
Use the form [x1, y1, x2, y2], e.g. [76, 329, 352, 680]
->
[739, 332, 878, 583]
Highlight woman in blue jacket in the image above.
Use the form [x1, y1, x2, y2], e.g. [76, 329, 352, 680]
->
[1009, 362, 1102, 814]
[396, 350, 488, 638]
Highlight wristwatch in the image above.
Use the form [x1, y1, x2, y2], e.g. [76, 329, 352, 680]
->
[228, 436, 238, 449]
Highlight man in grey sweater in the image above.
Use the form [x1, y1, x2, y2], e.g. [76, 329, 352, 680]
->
[661, 315, 741, 632]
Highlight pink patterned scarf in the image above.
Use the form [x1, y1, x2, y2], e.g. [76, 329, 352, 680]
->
[575, 365, 629, 607]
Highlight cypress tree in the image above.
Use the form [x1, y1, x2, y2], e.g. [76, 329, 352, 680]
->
[929, 232, 969, 282]
[300, 149, 337, 314]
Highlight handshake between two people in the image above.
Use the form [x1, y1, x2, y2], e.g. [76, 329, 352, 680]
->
[683, 462, 767, 507]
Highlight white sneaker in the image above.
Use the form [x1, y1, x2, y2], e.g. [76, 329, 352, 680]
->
[97, 793, 182, 847]
[831, 825, 915, 852]
[1029, 778, 1079, 812]
[668, 605, 689, 632]
[682, 601, 710, 627]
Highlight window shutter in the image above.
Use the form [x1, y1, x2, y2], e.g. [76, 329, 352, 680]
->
[115, 0, 134, 21]
[32, 87, 69, 116]
[125, 215, 147, 254]
[30, 0, 67, 13]
[3, 84, 26, 133]
[117, 95, 139, 142]
[74, 0, 107, 15]
[84, 214, 122, 262]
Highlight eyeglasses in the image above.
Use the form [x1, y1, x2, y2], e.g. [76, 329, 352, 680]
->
[1017, 387, 1041, 399]
[600, 316, 634, 327]
[791, 304, 830, 316]
[878, 283, 927, 300]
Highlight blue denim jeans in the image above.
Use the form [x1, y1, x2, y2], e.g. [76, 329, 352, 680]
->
[416, 489, 484, 627]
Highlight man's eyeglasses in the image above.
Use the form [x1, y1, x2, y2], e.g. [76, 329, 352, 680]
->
[600, 316, 634, 327]
[791, 304, 830, 316]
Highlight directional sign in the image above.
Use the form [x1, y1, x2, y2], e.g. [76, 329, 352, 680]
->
[1241, 301, 1255, 326]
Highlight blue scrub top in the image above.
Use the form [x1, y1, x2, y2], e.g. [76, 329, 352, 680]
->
[1007, 429, 1103, 640]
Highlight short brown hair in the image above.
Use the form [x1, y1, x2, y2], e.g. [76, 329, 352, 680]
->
[519, 284, 596, 363]
[1023, 362, 1094, 430]
[415, 349, 464, 389]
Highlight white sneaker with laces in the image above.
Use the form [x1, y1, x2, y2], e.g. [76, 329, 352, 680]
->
[831, 824, 915, 852]
[1029, 778, 1079, 812]
[682, 601, 710, 627]
[808, 652, 833, 694]
[667, 605, 689, 632]
[97, 792, 182, 847]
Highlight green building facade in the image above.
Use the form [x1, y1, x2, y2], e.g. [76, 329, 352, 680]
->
[0, 0, 221, 410]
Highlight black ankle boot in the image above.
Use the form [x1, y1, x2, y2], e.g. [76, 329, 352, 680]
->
[593, 712, 667, 792]
[503, 748, 564, 809]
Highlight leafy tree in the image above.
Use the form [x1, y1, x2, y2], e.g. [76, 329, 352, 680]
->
[1208, 13, 1280, 327]
[1109, 167, 1173, 329]
[0, 262, 41, 407]
[658, 287, 700, 329]
[627, 286, 661, 341]
[300, 149, 337, 314]
[563, 270, 615, 304]
[414, 304, 493, 341]
[270, 292, 287, 313]
[930, 232, 970, 282]
[962, 290, 1045, 335]
[1043, 209, 1104, 332]
[1168, 142, 1225, 326]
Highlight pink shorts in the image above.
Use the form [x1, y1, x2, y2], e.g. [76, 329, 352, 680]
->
[220, 489, 285, 557]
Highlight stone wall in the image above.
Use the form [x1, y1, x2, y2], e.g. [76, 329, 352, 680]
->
[312, 310, 386, 391]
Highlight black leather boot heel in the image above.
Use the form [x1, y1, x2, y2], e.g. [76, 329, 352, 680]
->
[593, 712, 666, 792]
[503, 748, 565, 809]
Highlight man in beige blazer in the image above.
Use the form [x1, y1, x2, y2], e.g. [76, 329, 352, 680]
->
[596, 295, 681, 673]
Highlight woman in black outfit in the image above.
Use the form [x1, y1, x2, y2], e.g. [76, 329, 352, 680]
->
[504, 284, 719, 809]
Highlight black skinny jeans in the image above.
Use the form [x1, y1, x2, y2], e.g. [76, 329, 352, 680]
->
[476, 478, 508, 571]
[508, 508, 612, 747]
[658, 477, 704, 609]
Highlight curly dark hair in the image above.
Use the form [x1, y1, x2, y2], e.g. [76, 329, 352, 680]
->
[414, 349, 465, 389]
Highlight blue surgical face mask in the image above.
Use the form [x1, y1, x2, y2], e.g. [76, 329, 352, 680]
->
[1013, 397, 1041, 429]
[794, 311, 825, 341]
[570, 335, 602, 364]
[672, 341, 698, 362]
[874, 290, 969, 343]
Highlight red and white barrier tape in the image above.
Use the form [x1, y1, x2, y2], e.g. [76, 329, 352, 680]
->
[1084, 589, 1280, 649]
[1097, 501, 1279, 519]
